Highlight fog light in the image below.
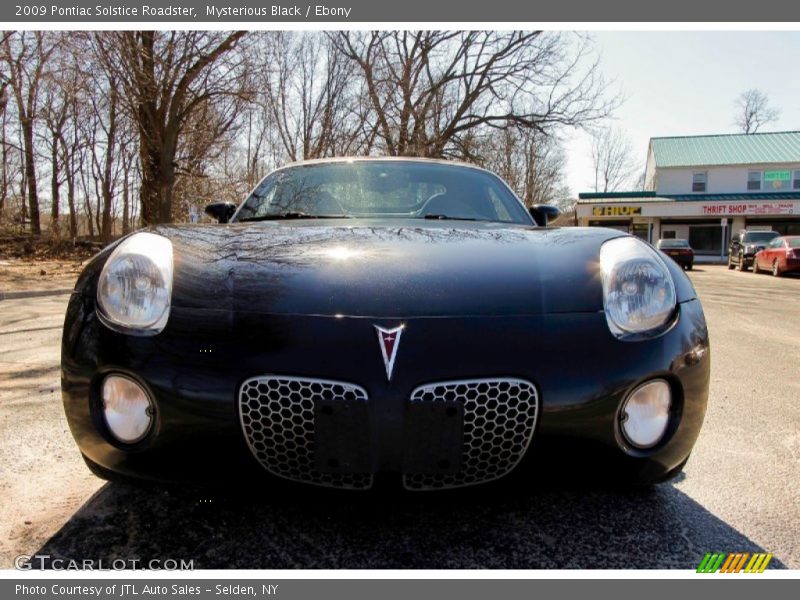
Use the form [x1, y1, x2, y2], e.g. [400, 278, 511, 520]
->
[101, 375, 153, 443]
[620, 379, 671, 448]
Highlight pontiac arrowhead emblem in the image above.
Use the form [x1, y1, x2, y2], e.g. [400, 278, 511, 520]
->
[374, 325, 404, 381]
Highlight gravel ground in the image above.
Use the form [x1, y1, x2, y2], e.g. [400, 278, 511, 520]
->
[0, 264, 798, 569]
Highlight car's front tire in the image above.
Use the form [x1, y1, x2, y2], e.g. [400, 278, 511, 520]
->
[753, 259, 760, 274]
[772, 260, 782, 277]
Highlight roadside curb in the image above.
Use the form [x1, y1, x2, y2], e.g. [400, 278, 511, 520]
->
[694, 259, 727, 265]
[0, 289, 73, 301]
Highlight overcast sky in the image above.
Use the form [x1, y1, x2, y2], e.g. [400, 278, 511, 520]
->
[563, 31, 800, 196]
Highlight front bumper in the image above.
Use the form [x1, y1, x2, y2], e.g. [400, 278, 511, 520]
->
[61, 296, 710, 490]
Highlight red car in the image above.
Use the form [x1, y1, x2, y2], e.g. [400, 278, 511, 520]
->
[656, 238, 694, 270]
[753, 236, 800, 277]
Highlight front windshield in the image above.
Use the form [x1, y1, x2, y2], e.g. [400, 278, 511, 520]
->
[743, 231, 779, 243]
[233, 161, 532, 224]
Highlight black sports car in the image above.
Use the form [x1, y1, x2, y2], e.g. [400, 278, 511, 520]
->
[61, 158, 710, 491]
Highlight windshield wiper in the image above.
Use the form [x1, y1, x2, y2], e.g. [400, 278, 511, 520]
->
[423, 214, 482, 222]
[239, 212, 351, 222]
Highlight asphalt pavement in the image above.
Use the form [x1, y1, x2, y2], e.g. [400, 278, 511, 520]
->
[1, 265, 798, 569]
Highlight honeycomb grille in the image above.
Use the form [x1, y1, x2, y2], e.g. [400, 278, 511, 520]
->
[239, 376, 373, 489]
[403, 378, 539, 490]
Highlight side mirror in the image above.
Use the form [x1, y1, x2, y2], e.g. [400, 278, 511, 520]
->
[205, 201, 237, 224]
[529, 204, 560, 226]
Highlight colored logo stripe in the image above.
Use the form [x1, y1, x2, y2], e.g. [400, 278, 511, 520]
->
[744, 553, 773, 573]
[697, 553, 725, 573]
[698, 552, 773, 573]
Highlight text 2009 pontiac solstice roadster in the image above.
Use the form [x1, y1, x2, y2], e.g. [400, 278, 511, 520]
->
[61, 158, 710, 491]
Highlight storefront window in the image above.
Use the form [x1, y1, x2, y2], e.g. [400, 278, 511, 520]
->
[588, 220, 629, 233]
[688, 226, 722, 253]
[631, 223, 649, 242]
[747, 171, 762, 191]
[752, 221, 800, 236]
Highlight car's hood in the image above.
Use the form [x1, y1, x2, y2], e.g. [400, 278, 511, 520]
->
[155, 220, 622, 318]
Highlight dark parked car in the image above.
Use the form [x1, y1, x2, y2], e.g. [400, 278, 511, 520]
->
[753, 236, 800, 277]
[728, 229, 779, 271]
[656, 238, 694, 270]
[61, 158, 710, 491]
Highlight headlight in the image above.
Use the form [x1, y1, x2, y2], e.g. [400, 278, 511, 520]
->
[600, 236, 676, 338]
[97, 232, 173, 335]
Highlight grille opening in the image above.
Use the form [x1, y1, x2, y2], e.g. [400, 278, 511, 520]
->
[239, 376, 373, 490]
[403, 378, 539, 490]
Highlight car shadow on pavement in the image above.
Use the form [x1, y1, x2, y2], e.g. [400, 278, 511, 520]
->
[34, 477, 784, 569]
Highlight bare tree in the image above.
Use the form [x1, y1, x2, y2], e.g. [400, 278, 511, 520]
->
[0, 34, 13, 219]
[0, 30, 620, 238]
[58, 42, 92, 239]
[735, 89, 780, 134]
[477, 127, 568, 207]
[39, 43, 78, 237]
[88, 73, 119, 242]
[332, 31, 615, 159]
[93, 31, 249, 224]
[1, 31, 60, 234]
[257, 32, 365, 162]
[56, 66, 91, 239]
[590, 126, 638, 193]
[118, 125, 139, 234]
[0, 74, 10, 217]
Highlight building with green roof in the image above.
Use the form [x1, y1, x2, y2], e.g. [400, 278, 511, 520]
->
[577, 131, 800, 256]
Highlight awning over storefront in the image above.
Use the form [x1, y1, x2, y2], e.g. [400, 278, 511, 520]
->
[576, 192, 800, 220]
